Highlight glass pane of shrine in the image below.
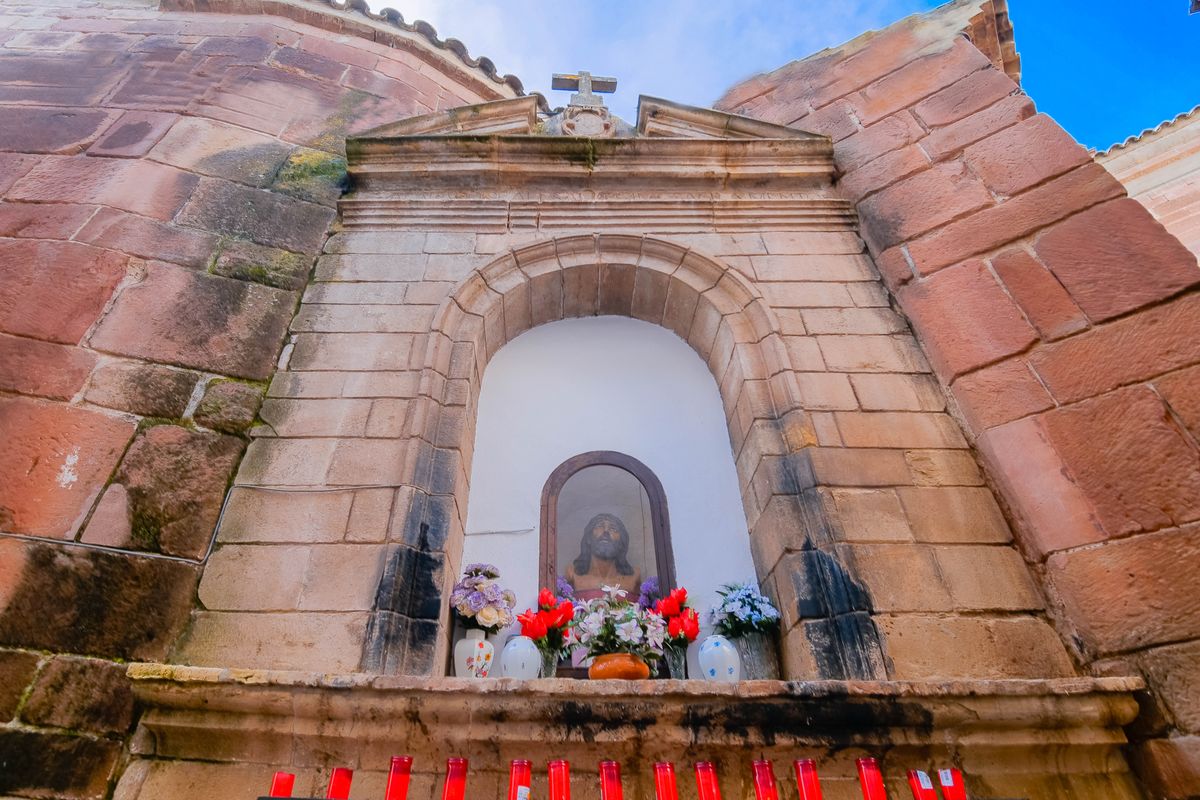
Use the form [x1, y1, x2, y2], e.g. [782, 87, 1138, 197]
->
[556, 464, 659, 603]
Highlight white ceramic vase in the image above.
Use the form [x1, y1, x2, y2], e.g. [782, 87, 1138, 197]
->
[500, 635, 541, 679]
[454, 629, 494, 678]
[697, 634, 741, 683]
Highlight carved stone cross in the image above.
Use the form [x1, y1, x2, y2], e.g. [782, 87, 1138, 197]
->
[551, 70, 617, 108]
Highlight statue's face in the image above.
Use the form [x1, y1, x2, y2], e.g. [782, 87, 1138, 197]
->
[588, 517, 622, 560]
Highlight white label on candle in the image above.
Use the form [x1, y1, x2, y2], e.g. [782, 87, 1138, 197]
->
[517, 787, 530, 800]
[917, 771, 933, 789]
[938, 769, 955, 785]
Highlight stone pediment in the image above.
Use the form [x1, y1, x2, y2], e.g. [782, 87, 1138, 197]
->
[355, 95, 825, 142]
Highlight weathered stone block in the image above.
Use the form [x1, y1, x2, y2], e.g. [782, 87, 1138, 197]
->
[21, 655, 133, 733]
[0, 106, 116, 154]
[111, 424, 245, 558]
[896, 486, 1011, 544]
[0, 649, 39, 721]
[899, 259, 1037, 379]
[76, 207, 219, 268]
[0, 539, 197, 660]
[849, 373, 944, 412]
[9, 155, 198, 220]
[977, 415, 1105, 557]
[1040, 387, 1200, 538]
[906, 164, 1123, 277]
[84, 360, 199, 418]
[193, 379, 263, 433]
[149, 116, 291, 185]
[989, 248, 1088, 340]
[962, 113, 1091, 196]
[1034, 199, 1200, 322]
[951, 357, 1054, 431]
[86, 110, 176, 158]
[217, 487, 351, 544]
[1156, 364, 1200, 442]
[911, 67, 1020, 127]
[1047, 523, 1200, 656]
[176, 177, 335, 253]
[90, 263, 296, 380]
[1140, 640, 1200, 733]
[176, 610, 368, 672]
[933, 545, 1041, 610]
[858, 161, 992, 252]
[0, 334, 95, 400]
[921, 94, 1036, 161]
[1029, 293, 1200, 404]
[878, 614, 1075, 679]
[0, 239, 127, 344]
[1130, 736, 1200, 800]
[0, 729, 119, 800]
[212, 238, 312, 291]
[270, 146, 348, 205]
[834, 411, 966, 449]
[0, 397, 135, 538]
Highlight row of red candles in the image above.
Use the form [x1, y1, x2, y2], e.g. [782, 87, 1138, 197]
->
[266, 757, 968, 800]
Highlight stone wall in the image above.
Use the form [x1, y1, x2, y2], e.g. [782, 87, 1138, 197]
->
[0, 0, 513, 796]
[1098, 105, 1200, 258]
[715, 2, 1200, 796]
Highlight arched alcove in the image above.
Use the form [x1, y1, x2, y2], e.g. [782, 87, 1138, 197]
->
[460, 317, 754, 618]
[362, 234, 886, 680]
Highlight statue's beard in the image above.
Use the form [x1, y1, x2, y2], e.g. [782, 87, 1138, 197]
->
[591, 537, 620, 560]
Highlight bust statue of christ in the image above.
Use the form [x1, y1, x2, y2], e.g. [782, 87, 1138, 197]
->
[564, 512, 642, 599]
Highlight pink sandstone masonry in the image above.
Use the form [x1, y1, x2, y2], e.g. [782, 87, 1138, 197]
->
[0, 0, 1194, 797]
[0, 0, 512, 795]
[716, 1, 1200, 796]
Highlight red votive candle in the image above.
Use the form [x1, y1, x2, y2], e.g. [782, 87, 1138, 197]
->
[599, 760, 624, 800]
[936, 768, 966, 800]
[694, 761, 722, 800]
[325, 767, 353, 800]
[856, 758, 886, 800]
[548, 759, 572, 800]
[793, 760, 823, 800]
[905, 770, 936, 800]
[751, 760, 779, 800]
[653, 762, 679, 800]
[441, 758, 468, 800]
[268, 772, 295, 798]
[508, 759, 533, 800]
[385, 756, 413, 800]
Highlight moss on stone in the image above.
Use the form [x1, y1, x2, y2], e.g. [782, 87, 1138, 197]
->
[271, 147, 348, 206]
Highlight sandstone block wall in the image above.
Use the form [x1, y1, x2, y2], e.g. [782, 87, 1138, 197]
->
[716, 3, 1200, 796]
[1099, 105, 1200, 259]
[0, 1, 511, 795]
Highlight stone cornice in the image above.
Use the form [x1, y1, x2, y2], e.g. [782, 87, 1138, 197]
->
[346, 136, 837, 193]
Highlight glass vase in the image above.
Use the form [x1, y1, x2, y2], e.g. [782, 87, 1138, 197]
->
[540, 648, 559, 678]
[664, 645, 687, 679]
[734, 631, 780, 680]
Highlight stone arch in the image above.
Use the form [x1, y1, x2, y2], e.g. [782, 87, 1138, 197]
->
[362, 234, 885, 679]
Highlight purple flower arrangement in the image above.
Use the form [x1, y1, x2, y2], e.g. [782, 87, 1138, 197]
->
[636, 576, 662, 610]
[450, 563, 516, 634]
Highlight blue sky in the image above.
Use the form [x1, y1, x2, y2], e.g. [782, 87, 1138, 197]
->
[387, 1, 1199, 151]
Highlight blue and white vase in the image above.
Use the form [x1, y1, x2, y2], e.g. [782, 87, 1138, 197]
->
[500, 635, 541, 679]
[697, 634, 740, 683]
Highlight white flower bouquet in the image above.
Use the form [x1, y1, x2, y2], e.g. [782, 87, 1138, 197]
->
[709, 581, 781, 637]
[573, 585, 667, 665]
[450, 563, 516, 634]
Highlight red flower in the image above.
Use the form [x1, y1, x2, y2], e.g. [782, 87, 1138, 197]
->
[553, 600, 574, 628]
[538, 588, 556, 610]
[681, 608, 700, 641]
[669, 587, 688, 608]
[657, 595, 681, 618]
[667, 615, 684, 640]
[518, 609, 547, 640]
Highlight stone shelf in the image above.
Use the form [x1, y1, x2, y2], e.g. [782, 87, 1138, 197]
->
[122, 664, 1146, 800]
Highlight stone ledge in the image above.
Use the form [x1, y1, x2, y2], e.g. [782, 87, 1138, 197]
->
[124, 666, 1145, 798]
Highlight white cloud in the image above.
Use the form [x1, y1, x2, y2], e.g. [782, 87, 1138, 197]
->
[373, 0, 934, 121]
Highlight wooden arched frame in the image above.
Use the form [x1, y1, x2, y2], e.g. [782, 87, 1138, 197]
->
[539, 451, 676, 596]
